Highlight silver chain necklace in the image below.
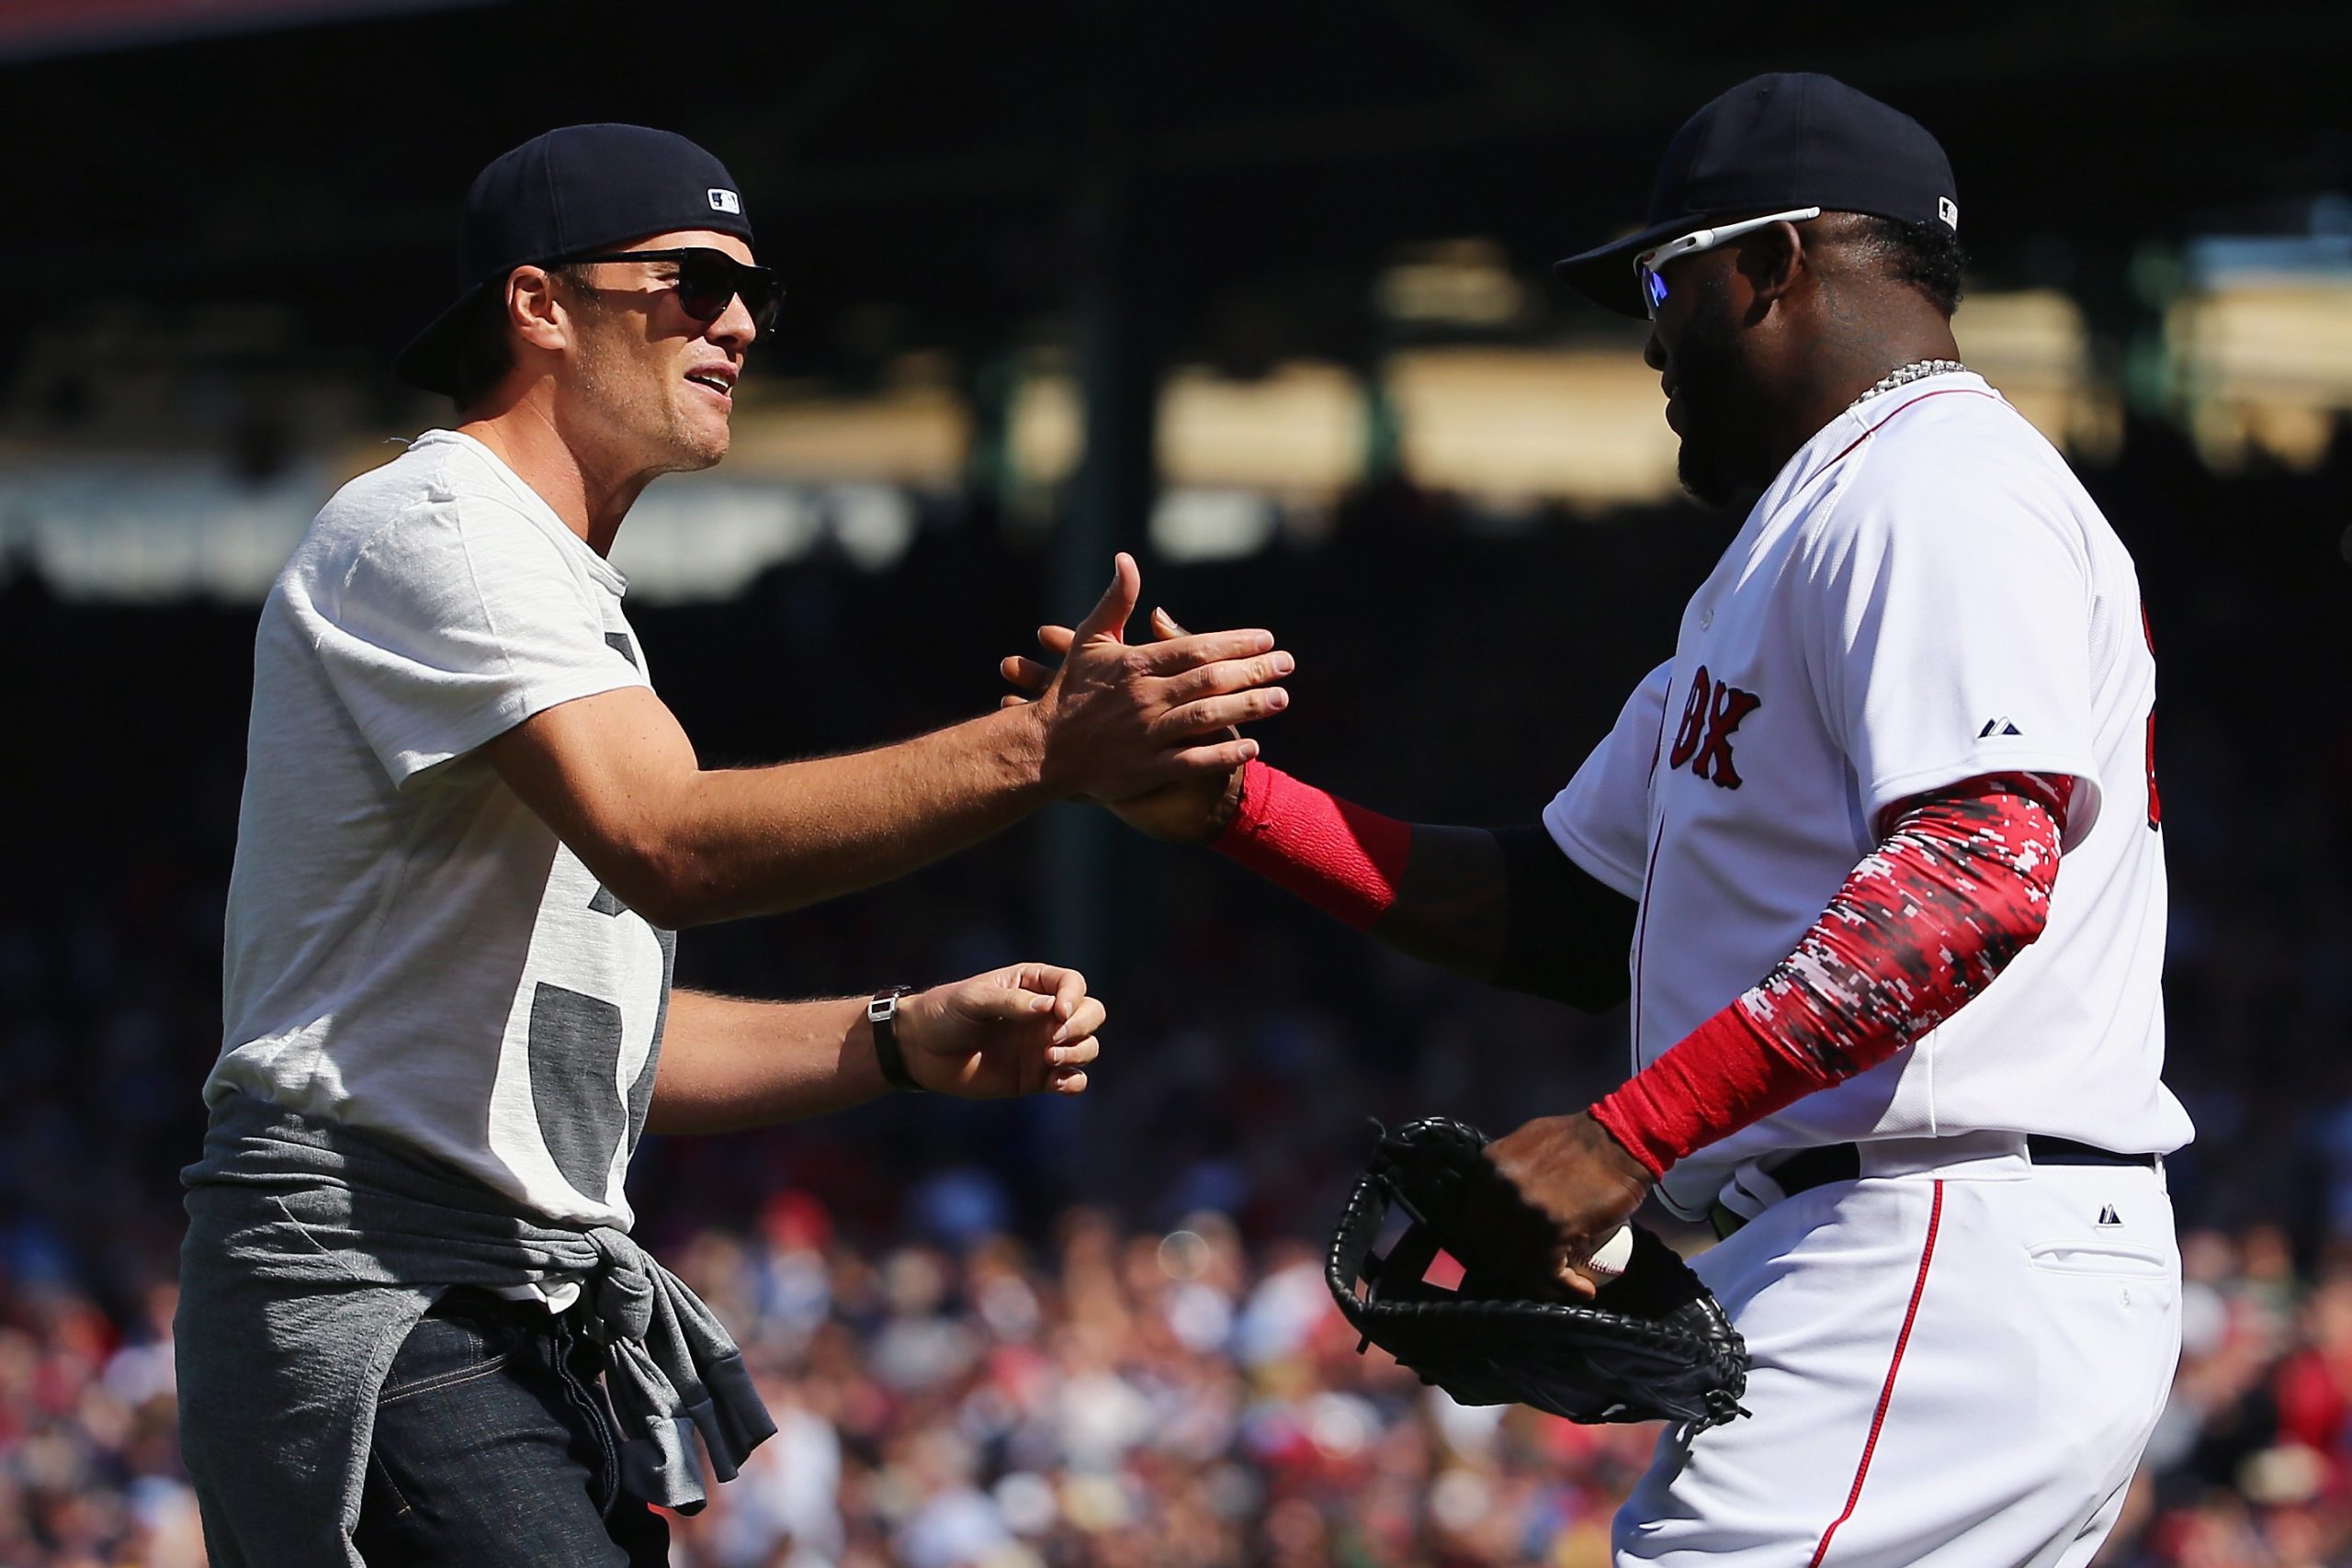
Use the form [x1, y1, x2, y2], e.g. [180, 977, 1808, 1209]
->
[1848, 357, 1969, 412]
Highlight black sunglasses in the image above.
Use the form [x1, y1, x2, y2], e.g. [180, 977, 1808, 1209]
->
[560, 247, 783, 335]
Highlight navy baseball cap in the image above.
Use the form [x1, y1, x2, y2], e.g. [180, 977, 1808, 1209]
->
[1555, 73, 1958, 319]
[395, 123, 757, 394]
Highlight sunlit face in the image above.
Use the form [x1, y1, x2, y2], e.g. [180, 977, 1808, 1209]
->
[556, 229, 760, 475]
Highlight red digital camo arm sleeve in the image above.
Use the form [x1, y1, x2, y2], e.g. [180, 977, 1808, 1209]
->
[1590, 772, 2075, 1178]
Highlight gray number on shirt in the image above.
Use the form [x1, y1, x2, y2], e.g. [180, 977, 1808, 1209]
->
[526, 982, 628, 1195]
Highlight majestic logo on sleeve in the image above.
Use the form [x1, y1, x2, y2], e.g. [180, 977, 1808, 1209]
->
[1668, 666, 1763, 788]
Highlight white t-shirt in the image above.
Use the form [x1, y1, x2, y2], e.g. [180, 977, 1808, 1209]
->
[213, 429, 670, 1229]
[1544, 372, 2193, 1217]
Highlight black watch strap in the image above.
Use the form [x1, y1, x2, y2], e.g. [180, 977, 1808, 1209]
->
[867, 986, 923, 1093]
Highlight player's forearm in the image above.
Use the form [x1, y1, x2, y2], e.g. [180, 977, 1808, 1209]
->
[650, 705, 1053, 926]
[1212, 761, 1633, 1009]
[1591, 774, 2065, 1176]
[1211, 762, 1502, 971]
[643, 989, 889, 1134]
[1379, 829, 1635, 1010]
[1369, 824, 1511, 975]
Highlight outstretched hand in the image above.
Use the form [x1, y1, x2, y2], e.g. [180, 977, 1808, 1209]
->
[1004, 603, 1260, 844]
[896, 963, 1104, 1098]
[1015, 555, 1291, 808]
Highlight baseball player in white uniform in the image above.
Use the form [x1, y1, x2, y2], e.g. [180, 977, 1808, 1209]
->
[1007, 73, 2189, 1566]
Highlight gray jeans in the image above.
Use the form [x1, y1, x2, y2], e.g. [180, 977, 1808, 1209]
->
[355, 1290, 669, 1567]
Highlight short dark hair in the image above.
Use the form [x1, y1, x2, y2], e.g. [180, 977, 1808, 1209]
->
[1847, 215, 1968, 317]
[444, 263, 589, 412]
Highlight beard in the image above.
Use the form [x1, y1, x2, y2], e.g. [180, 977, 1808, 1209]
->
[568, 310, 730, 476]
[1668, 280, 1747, 511]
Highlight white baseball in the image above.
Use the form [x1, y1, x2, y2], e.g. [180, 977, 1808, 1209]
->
[1584, 1224, 1634, 1280]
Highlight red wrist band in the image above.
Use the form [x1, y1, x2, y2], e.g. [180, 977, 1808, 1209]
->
[1213, 761, 1413, 930]
[1592, 1007, 1826, 1179]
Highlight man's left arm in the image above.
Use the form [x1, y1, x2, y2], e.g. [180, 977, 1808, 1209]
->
[645, 963, 1102, 1134]
[1485, 769, 2073, 1292]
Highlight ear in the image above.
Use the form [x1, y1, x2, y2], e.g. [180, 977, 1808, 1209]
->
[506, 265, 570, 355]
[1736, 221, 1809, 313]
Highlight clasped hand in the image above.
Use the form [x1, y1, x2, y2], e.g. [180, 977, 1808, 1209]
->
[1003, 559, 1274, 843]
[1018, 553, 1291, 811]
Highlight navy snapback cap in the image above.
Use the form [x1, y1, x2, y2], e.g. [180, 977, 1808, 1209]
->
[1555, 73, 1958, 319]
[395, 123, 757, 394]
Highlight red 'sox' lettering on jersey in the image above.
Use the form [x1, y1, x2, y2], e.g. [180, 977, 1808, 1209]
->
[1667, 665, 1764, 789]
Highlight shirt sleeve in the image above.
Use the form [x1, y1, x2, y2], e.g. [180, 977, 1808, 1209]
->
[1801, 467, 2105, 850]
[1543, 660, 1671, 897]
[316, 500, 650, 786]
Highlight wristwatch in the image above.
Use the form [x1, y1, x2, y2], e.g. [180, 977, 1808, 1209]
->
[867, 986, 924, 1093]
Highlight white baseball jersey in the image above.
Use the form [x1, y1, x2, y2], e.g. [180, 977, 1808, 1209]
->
[214, 429, 671, 1229]
[1544, 371, 2192, 1220]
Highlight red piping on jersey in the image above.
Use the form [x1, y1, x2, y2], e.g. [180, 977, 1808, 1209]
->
[1823, 387, 1997, 470]
[1808, 1179, 1945, 1568]
[1627, 807, 1669, 1068]
[1646, 668, 1673, 780]
[1626, 682, 1675, 1067]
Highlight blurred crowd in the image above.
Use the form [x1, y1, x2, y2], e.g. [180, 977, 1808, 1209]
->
[2, 412, 2350, 1564]
[20, 1208, 2352, 1567]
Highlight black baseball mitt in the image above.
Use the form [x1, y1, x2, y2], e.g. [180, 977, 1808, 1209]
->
[1327, 1116, 1749, 1430]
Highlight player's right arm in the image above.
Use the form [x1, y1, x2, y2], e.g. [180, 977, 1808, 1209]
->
[485, 554, 1290, 929]
[1002, 614, 1638, 1012]
[1216, 778, 1635, 1012]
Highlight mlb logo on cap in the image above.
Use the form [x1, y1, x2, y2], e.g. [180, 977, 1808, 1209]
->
[708, 188, 741, 215]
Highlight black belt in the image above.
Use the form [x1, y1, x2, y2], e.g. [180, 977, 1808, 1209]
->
[1709, 1136, 2160, 1239]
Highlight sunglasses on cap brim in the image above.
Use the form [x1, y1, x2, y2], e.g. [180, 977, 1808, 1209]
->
[1633, 206, 1823, 320]
[561, 247, 784, 335]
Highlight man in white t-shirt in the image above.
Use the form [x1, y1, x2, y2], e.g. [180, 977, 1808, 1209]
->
[177, 125, 1293, 1568]
[1013, 75, 2188, 1566]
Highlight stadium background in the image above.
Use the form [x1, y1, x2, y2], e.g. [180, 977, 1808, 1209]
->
[2, 2, 2349, 1562]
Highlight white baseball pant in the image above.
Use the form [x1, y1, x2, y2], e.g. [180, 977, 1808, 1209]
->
[1615, 1138, 2179, 1567]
